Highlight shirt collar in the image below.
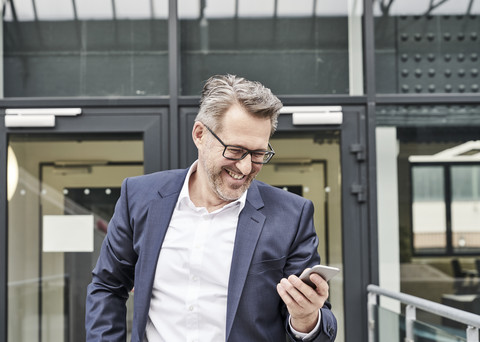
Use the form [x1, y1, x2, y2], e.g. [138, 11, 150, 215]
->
[177, 160, 248, 212]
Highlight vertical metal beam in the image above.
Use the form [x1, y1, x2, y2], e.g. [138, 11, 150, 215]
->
[0, 8, 5, 339]
[364, 0, 376, 100]
[405, 304, 416, 342]
[367, 292, 377, 342]
[466, 326, 479, 342]
[0, 124, 7, 342]
[444, 166, 453, 254]
[168, 0, 179, 169]
[348, 0, 364, 95]
[342, 108, 370, 342]
[30, 0, 38, 20]
[0, 2, 3, 98]
[364, 0, 379, 287]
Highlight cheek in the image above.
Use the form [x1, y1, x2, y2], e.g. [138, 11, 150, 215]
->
[252, 164, 263, 175]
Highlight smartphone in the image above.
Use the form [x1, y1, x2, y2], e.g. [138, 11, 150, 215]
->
[299, 265, 340, 288]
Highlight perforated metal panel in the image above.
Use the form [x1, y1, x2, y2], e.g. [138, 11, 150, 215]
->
[397, 15, 480, 94]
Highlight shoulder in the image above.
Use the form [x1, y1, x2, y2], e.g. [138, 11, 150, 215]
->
[122, 169, 187, 197]
[127, 169, 186, 185]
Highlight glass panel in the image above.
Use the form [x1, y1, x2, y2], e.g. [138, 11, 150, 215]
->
[376, 104, 480, 322]
[451, 165, 480, 253]
[375, 306, 404, 342]
[374, 0, 480, 94]
[411, 166, 447, 254]
[373, 305, 468, 342]
[7, 135, 143, 342]
[179, 0, 363, 96]
[3, 0, 169, 97]
[255, 131, 345, 341]
[413, 319, 466, 342]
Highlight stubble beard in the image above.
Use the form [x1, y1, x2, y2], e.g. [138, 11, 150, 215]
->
[202, 158, 254, 202]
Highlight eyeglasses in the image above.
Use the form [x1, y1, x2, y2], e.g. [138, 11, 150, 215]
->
[204, 125, 275, 164]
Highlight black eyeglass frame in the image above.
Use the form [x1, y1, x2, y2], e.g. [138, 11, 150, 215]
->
[204, 124, 275, 164]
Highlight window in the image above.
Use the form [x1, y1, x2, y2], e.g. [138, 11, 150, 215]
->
[179, 0, 363, 95]
[411, 160, 480, 255]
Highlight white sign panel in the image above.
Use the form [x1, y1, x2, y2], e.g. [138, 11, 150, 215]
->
[43, 215, 94, 252]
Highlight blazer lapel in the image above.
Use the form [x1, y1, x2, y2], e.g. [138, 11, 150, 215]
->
[225, 181, 265, 341]
[134, 170, 187, 340]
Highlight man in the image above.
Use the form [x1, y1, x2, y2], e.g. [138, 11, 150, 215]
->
[86, 74, 337, 341]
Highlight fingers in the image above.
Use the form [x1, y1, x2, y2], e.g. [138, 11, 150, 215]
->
[277, 274, 328, 311]
[277, 276, 313, 309]
[309, 273, 329, 298]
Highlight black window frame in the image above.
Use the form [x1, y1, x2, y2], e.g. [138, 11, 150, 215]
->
[410, 161, 480, 257]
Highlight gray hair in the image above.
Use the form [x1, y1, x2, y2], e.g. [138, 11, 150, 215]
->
[195, 74, 282, 135]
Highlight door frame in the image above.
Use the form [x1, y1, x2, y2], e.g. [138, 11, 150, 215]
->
[1, 104, 376, 342]
[179, 105, 376, 341]
[277, 106, 375, 342]
[0, 106, 168, 342]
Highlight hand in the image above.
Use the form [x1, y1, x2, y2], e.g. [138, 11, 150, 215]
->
[276, 272, 329, 333]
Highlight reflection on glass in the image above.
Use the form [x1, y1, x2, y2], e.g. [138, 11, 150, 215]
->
[374, 305, 468, 342]
[413, 319, 466, 342]
[451, 165, 480, 253]
[376, 306, 404, 342]
[411, 166, 446, 253]
[179, 0, 359, 95]
[3, 0, 169, 97]
[374, 0, 480, 94]
[8, 136, 143, 342]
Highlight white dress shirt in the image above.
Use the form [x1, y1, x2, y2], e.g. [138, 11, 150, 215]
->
[144, 162, 246, 342]
[144, 162, 320, 341]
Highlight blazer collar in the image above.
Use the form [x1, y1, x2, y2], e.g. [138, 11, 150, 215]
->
[157, 169, 189, 199]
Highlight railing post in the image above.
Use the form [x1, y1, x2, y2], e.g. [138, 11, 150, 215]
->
[405, 304, 416, 342]
[467, 325, 479, 342]
[368, 292, 377, 342]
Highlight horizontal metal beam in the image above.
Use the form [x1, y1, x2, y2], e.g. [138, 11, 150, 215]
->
[376, 94, 480, 105]
[0, 97, 170, 109]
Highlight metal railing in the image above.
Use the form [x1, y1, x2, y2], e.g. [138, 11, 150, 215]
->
[367, 284, 480, 342]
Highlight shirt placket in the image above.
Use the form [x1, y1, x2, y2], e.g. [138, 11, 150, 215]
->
[186, 211, 212, 342]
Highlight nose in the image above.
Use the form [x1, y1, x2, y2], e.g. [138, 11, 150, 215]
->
[235, 154, 253, 175]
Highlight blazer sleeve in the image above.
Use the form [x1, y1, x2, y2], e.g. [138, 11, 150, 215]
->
[85, 178, 138, 341]
[283, 199, 338, 342]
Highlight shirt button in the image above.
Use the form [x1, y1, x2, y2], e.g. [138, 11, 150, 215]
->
[189, 305, 194, 311]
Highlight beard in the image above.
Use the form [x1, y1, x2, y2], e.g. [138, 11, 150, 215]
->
[200, 156, 255, 202]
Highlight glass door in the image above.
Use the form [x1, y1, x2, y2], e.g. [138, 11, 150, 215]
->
[256, 130, 344, 340]
[8, 135, 143, 342]
[4, 108, 166, 342]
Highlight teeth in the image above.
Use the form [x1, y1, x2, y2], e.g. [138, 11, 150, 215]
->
[228, 170, 244, 180]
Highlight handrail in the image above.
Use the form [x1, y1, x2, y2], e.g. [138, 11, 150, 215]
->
[367, 284, 480, 328]
[367, 284, 480, 342]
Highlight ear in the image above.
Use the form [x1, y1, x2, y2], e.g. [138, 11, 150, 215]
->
[192, 122, 206, 149]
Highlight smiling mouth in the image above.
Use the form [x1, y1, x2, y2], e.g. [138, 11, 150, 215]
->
[227, 169, 245, 180]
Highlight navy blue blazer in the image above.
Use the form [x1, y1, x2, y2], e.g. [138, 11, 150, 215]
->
[86, 168, 337, 341]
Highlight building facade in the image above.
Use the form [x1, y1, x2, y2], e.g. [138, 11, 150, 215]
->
[1, 0, 480, 341]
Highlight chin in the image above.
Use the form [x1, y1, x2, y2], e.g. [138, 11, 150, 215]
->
[216, 189, 243, 202]
[215, 183, 247, 202]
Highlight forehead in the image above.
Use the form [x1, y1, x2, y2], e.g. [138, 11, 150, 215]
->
[218, 105, 271, 148]
[220, 105, 270, 133]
